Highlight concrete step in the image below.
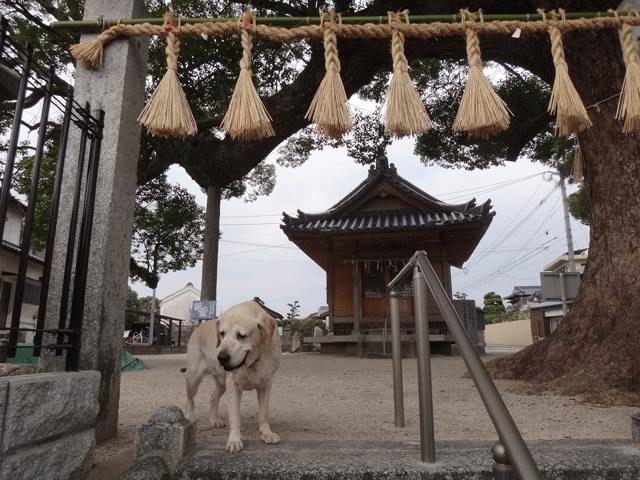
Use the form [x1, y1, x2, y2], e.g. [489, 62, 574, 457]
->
[110, 439, 640, 480]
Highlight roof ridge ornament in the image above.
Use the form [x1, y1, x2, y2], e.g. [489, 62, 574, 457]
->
[375, 152, 389, 170]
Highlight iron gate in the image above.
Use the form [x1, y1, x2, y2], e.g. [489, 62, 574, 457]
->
[0, 16, 104, 370]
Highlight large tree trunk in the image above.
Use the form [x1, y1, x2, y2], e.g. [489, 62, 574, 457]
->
[201, 185, 221, 301]
[485, 25, 640, 406]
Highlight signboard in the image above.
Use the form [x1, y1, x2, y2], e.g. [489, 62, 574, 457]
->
[540, 272, 581, 301]
[191, 300, 217, 321]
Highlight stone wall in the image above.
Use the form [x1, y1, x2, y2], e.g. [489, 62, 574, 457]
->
[0, 371, 100, 480]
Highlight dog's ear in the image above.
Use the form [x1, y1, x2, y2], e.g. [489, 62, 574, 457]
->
[258, 315, 277, 348]
[214, 319, 221, 348]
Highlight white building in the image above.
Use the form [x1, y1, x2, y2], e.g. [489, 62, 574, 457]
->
[160, 282, 201, 321]
[1, 198, 45, 343]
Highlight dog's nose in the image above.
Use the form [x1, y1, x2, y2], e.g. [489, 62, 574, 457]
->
[217, 352, 231, 366]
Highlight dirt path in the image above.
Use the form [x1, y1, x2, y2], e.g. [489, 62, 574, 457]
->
[95, 351, 638, 462]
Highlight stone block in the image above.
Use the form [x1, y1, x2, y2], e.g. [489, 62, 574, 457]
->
[0, 429, 95, 480]
[120, 453, 174, 480]
[134, 405, 196, 460]
[632, 412, 640, 442]
[1, 371, 100, 453]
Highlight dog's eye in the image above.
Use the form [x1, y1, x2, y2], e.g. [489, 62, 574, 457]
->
[237, 333, 247, 341]
[219, 331, 226, 339]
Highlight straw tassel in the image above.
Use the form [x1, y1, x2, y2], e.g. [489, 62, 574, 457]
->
[137, 12, 197, 137]
[616, 20, 640, 132]
[220, 11, 274, 140]
[543, 10, 592, 136]
[381, 11, 432, 138]
[572, 145, 584, 181]
[453, 12, 511, 137]
[70, 23, 124, 70]
[305, 12, 352, 139]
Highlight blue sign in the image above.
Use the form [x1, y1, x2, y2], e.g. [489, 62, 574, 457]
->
[191, 300, 217, 320]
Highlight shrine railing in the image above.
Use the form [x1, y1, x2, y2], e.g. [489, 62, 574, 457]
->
[388, 250, 542, 480]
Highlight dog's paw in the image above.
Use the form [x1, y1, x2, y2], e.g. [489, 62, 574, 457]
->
[260, 431, 281, 444]
[210, 418, 226, 428]
[226, 435, 244, 453]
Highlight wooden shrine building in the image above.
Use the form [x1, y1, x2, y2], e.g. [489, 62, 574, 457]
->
[281, 155, 495, 356]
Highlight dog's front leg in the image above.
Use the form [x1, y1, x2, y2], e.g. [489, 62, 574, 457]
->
[257, 381, 280, 444]
[225, 377, 244, 452]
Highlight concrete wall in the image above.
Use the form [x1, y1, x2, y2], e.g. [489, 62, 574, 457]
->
[485, 319, 534, 346]
[0, 371, 100, 480]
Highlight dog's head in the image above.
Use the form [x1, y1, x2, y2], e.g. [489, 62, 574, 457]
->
[215, 301, 277, 371]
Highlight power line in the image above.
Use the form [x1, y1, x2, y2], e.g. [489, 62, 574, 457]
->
[464, 182, 558, 270]
[220, 239, 297, 249]
[218, 242, 295, 257]
[437, 172, 545, 203]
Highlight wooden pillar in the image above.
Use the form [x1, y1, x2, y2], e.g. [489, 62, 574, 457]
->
[443, 261, 453, 298]
[352, 261, 361, 334]
[327, 250, 334, 332]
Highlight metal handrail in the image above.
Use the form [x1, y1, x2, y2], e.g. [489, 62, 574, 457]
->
[388, 250, 542, 480]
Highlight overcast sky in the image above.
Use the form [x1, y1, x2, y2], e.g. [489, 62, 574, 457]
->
[129, 135, 589, 319]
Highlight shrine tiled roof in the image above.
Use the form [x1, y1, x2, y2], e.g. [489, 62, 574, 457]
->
[281, 155, 494, 235]
[280, 154, 495, 269]
[282, 207, 492, 235]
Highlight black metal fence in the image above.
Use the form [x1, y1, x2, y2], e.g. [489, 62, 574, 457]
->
[0, 16, 104, 371]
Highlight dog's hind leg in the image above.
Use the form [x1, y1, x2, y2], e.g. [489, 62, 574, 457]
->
[209, 378, 227, 428]
[185, 368, 203, 421]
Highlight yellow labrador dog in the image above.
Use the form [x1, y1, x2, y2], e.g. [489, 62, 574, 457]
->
[185, 300, 281, 452]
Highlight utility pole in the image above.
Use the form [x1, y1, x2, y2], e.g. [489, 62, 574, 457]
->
[558, 177, 577, 272]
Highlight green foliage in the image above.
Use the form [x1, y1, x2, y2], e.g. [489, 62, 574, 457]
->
[130, 173, 206, 288]
[222, 162, 276, 203]
[287, 316, 328, 338]
[125, 287, 161, 328]
[483, 291, 507, 324]
[286, 300, 300, 321]
[567, 185, 590, 226]
[13, 136, 60, 251]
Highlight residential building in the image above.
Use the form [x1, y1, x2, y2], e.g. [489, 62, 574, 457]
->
[0, 198, 45, 343]
[160, 282, 201, 322]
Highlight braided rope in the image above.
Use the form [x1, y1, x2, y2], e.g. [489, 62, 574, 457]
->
[166, 13, 179, 73]
[548, 26, 567, 72]
[72, 8, 640, 138]
[616, 9, 640, 132]
[72, 12, 640, 57]
[621, 22, 640, 66]
[324, 24, 340, 73]
[465, 27, 483, 71]
[390, 11, 408, 73]
[240, 30, 253, 72]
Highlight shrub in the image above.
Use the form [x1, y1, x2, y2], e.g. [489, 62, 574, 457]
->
[288, 316, 328, 338]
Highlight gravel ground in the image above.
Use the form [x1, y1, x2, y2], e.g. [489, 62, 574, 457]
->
[95, 351, 639, 463]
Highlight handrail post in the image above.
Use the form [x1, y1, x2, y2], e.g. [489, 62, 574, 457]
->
[413, 265, 436, 463]
[389, 290, 404, 428]
[414, 252, 541, 480]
